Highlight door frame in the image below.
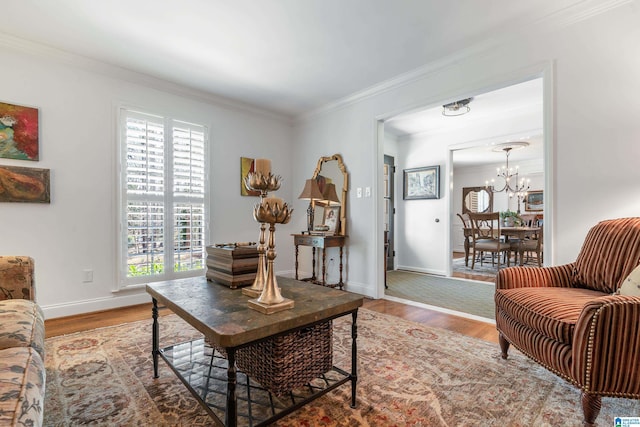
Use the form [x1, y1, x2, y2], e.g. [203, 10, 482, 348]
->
[374, 61, 555, 299]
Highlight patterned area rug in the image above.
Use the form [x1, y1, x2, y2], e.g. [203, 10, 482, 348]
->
[452, 255, 499, 278]
[44, 309, 639, 426]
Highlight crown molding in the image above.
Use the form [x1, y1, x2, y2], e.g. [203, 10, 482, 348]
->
[297, 0, 631, 123]
[0, 32, 294, 125]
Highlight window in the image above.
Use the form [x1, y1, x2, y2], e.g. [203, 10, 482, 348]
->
[119, 109, 208, 287]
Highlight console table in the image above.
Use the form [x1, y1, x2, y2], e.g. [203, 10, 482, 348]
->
[292, 234, 345, 289]
[146, 276, 363, 427]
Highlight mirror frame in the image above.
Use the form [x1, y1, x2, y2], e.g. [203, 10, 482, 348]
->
[312, 154, 349, 236]
[462, 186, 493, 214]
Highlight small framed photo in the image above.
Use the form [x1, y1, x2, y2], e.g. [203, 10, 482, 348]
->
[322, 206, 340, 233]
[525, 190, 543, 211]
[403, 165, 440, 200]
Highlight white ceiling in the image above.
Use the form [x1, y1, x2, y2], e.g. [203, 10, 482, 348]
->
[385, 78, 544, 166]
[2, 0, 588, 117]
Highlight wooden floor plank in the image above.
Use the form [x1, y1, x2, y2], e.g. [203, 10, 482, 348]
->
[46, 254, 497, 341]
[45, 297, 498, 344]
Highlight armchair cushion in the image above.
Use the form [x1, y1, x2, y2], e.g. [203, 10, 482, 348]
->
[573, 217, 640, 294]
[495, 286, 607, 345]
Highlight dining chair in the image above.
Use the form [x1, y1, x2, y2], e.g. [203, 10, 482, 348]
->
[520, 226, 543, 266]
[467, 212, 511, 270]
[457, 213, 474, 266]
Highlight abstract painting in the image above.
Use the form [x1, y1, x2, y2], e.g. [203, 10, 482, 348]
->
[0, 165, 50, 203]
[0, 102, 39, 161]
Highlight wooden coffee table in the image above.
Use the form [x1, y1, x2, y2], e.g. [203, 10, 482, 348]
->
[146, 276, 363, 426]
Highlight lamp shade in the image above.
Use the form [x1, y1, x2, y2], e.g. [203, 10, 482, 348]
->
[298, 179, 323, 200]
[321, 183, 340, 205]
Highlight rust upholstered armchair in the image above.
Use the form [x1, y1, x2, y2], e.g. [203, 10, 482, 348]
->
[495, 217, 640, 426]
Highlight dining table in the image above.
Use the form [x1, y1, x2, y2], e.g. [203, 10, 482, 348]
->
[462, 226, 541, 267]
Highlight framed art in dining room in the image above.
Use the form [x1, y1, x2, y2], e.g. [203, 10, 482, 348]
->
[403, 165, 440, 200]
[525, 190, 543, 211]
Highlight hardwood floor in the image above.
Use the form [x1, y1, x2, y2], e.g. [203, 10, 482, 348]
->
[45, 298, 498, 344]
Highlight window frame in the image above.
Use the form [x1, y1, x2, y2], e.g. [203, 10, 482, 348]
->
[117, 106, 210, 289]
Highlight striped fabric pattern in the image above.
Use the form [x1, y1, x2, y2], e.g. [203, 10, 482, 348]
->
[572, 295, 640, 397]
[496, 264, 574, 290]
[495, 217, 640, 408]
[574, 217, 640, 294]
[496, 287, 605, 344]
[496, 308, 573, 377]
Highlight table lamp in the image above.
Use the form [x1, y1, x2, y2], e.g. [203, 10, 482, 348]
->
[321, 183, 340, 206]
[298, 178, 323, 232]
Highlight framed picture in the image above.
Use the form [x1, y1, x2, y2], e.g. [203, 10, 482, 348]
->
[525, 190, 543, 212]
[0, 101, 39, 161]
[0, 165, 50, 203]
[240, 157, 260, 196]
[322, 206, 340, 233]
[403, 165, 440, 200]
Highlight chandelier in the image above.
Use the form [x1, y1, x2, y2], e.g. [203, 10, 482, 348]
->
[486, 146, 530, 200]
[442, 98, 472, 116]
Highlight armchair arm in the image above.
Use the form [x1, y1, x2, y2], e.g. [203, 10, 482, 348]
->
[495, 263, 576, 290]
[572, 295, 640, 396]
[0, 256, 34, 301]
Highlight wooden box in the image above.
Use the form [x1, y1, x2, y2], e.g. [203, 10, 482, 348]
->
[206, 245, 259, 289]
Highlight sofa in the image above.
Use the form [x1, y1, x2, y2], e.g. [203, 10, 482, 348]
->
[495, 217, 640, 426]
[0, 256, 45, 427]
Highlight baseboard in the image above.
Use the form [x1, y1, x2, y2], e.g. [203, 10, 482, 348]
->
[383, 295, 495, 324]
[396, 265, 446, 276]
[41, 291, 152, 319]
[41, 269, 367, 319]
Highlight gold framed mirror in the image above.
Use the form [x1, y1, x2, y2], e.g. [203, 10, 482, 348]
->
[462, 186, 493, 214]
[312, 154, 348, 236]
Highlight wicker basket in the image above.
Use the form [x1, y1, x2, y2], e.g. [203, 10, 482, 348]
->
[235, 321, 333, 396]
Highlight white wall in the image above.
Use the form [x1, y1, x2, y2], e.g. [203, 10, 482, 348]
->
[451, 163, 544, 253]
[0, 43, 294, 318]
[294, 3, 640, 298]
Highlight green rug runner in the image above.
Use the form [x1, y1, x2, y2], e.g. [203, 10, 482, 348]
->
[385, 270, 495, 319]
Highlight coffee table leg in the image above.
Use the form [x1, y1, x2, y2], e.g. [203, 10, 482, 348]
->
[350, 310, 358, 408]
[152, 298, 159, 378]
[225, 348, 237, 427]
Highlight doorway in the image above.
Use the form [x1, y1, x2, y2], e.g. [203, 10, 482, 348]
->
[379, 75, 550, 315]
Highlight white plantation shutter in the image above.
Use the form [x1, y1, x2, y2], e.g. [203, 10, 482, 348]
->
[119, 109, 208, 287]
[172, 121, 206, 272]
